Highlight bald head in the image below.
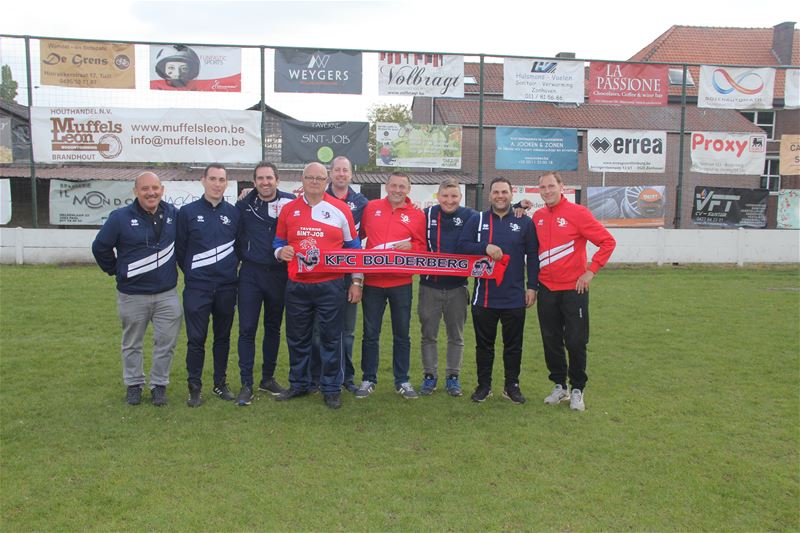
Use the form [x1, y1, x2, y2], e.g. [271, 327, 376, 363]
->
[135, 171, 161, 188]
[133, 171, 164, 213]
[304, 162, 327, 176]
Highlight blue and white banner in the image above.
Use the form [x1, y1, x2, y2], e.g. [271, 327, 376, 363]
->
[698, 66, 775, 109]
[503, 59, 584, 104]
[495, 127, 578, 170]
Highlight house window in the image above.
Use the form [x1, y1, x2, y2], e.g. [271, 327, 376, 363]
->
[740, 110, 775, 139]
[464, 76, 477, 85]
[668, 68, 694, 87]
[760, 157, 780, 191]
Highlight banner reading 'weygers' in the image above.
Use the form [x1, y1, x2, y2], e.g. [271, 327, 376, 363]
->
[31, 107, 261, 164]
[698, 66, 775, 109]
[378, 53, 463, 97]
[40, 39, 135, 89]
[275, 48, 362, 94]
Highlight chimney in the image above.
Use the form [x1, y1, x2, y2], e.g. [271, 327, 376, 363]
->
[556, 52, 576, 59]
[772, 21, 796, 65]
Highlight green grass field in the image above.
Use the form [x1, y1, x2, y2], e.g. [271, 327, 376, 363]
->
[1, 265, 798, 532]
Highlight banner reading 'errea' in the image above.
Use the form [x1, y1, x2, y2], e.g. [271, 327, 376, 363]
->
[31, 107, 261, 164]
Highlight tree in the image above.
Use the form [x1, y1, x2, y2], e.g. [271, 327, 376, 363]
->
[364, 103, 412, 171]
[0, 65, 18, 104]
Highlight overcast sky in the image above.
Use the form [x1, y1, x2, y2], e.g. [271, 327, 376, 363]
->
[1, 0, 795, 120]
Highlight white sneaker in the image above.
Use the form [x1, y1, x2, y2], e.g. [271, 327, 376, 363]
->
[544, 384, 570, 405]
[570, 389, 585, 411]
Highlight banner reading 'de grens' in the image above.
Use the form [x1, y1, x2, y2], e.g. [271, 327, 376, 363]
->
[31, 107, 261, 164]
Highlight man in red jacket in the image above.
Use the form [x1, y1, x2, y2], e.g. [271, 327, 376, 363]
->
[355, 172, 426, 400]
[533, 172, 616, 412]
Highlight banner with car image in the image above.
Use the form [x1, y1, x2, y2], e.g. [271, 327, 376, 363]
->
[376, 123, 461, 169]
[31, 107, 261, 163]
[587, 186, 666, 227]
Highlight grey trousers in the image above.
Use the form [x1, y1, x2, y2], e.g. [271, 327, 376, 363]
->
[117, 288, 182, 388]
[418, 284, 469, 377]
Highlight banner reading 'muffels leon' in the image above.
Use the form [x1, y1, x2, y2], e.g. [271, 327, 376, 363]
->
[588, 62, 668, 106]
[378, 53, 463, 97]
[31, 107, 261, 163]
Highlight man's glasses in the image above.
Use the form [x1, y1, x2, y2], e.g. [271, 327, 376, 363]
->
[303, 176, 327, 182]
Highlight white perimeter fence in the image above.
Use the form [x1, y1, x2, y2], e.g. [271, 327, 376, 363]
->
[0, 227, 798, 266]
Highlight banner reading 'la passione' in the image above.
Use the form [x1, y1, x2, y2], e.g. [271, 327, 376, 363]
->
[588, 62, 668, 106]
[31, 107, 261, 164]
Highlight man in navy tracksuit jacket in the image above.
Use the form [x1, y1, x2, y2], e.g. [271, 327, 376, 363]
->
[92, 171, 182, 407]
[457, 177, 539, 404]
[176, 164, 241, 407]
[417, 178, 476, 397]
[234, 161, 295, 406]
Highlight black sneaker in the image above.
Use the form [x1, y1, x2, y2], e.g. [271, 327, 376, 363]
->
[324, 393, 342, 409]
[126, 385, 142, 405]
[308, 384, 320, 395]
[502, 383, 526, 404]
[237, 384, 254, 406]
[342, 380, 358, 393]
[471, 386, 493, 403]
[275, 388, 309, 401]
[187, 384, 202, 408]
[213, 382, 235, 401]
[258, 378, 287, 396]
[151, 385, 167, 406]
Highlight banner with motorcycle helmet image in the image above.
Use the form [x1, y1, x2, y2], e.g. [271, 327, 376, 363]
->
[587, 186, 666, 227]
[150, 44, 241, 92]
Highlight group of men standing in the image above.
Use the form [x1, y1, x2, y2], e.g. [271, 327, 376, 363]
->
[93, 158, 615, 412]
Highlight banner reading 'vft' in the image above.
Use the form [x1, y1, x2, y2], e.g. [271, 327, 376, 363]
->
[690, 132, 767, 175]
[31, 107, 261, 164]
[692, 186, 768, 228]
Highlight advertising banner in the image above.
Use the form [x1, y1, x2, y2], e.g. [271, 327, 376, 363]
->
[588, 62, 668, 106]
[376, 123, 461, 169]
[281, 120, 369, 164]
[49, 179, 239, 225]
[40, 39, 135, 89]
[0, 179, 11, 225]
[407, 184, 466, 210]
[149, 45, 241, 92]
[777, 189, 800, 229]
[503, 59, 584, 104]
[378, 53, 463, 97]
[31, 107, 261, 164]
[0, 117, 12, 163]
[690, 132, 767, 175]
[587, 186, 666, 227]
[275, 48, 362, 94]
[698, 66, 776, 109]
[691, 186, 768, 228]
[496, 127, 578, 171]
[780, 134, 800, 175]
[512, 185, 576, 214]
[785, 69, 800, 109]
[587, 129, 666, 173]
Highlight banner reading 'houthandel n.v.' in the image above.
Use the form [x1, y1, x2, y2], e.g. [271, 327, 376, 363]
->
[31, 107, 261, 164]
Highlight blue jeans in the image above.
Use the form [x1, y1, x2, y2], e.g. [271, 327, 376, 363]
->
[310, 274, 357, 385]
[360, 283, 412, 387]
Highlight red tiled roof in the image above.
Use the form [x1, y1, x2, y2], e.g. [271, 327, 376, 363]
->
[629, 25, 800, 97]
[0, 165, 476, 184]
[435, 100, 763, 133]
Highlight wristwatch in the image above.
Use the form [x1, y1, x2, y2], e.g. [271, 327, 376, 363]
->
[352, 280, 363, 287]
